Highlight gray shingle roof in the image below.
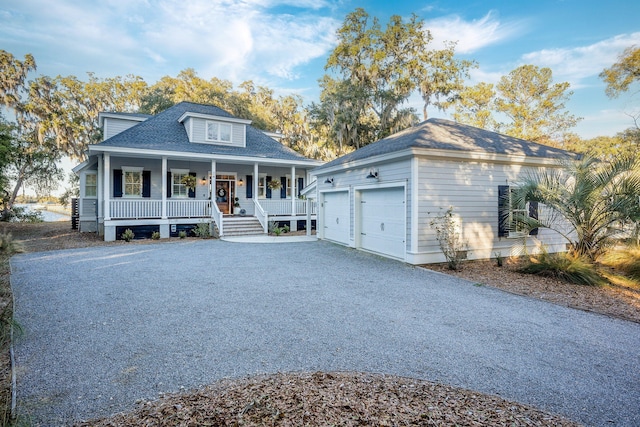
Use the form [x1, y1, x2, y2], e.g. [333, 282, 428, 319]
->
[317, 118, 577, 170]
[94, 102, 312, 162]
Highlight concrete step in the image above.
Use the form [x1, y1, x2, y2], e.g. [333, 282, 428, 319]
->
[222, 217, 265, 236]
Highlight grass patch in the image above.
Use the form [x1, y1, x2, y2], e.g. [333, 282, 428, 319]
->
[519, 251, 604, 286]
[600, 245, 640, 281]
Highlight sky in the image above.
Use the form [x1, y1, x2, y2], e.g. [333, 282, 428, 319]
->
[1, 0, 640, 142]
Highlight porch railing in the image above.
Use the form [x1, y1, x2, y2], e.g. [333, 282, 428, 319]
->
[110, 200, 162, 219]
[257, 199, 317, 216]
[167, 200, 210, 218]
[212, 202, 223, 236]
[254, 199, 268, 233]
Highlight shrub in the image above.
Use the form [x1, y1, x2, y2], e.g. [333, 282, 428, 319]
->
[151, 231, 160, 240]
[494, 251, 504, 267]
[429, 207, 469, 270]
[282, 224, 290, 233]
[268, 221, 278, 234]
[121, 228, 135, 242]
[179, 230, 187, 239]
[273, 227, 282, 236]
[600, 245, 640, 281]
[519, 250, 604, 286]
[192, 222, 211, 238]
[1, 206, 44, 223]
[0, 232, 22, 254]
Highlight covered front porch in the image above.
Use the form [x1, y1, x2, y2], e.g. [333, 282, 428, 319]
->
[81, 151, 319, 241]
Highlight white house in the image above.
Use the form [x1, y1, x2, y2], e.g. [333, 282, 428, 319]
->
[73, 102, 322, 241]
[311, 118, 576, 265]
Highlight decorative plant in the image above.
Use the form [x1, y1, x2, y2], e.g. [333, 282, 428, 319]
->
[268, 179, 282, 190]
[179, 230, 187, 239]
[151, 231, 160, 240]
[192, 222, 211, 238]
[121, 228, 135, 242]
[429, 206, 469, 270]
[494, 251, 504, 267]
[233, 197, 240, 208]
[181, 175, 197, 191]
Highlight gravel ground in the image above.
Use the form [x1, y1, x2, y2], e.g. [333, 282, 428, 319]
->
[10, 239, 640, 426]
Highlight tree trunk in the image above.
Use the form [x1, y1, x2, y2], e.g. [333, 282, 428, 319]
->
[423, 103, 428, 121]
[8, 163, 28, 209]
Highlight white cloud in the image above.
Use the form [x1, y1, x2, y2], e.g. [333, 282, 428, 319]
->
[1, 0, 339, 84]
[425, 11, 528, 53]
[521, 32, 640, 84]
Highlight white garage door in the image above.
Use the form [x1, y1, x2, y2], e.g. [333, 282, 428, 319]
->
[322, 191, 350, 244]
[359, 187, 405, 259]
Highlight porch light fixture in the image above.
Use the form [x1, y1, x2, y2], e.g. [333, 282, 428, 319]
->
[366, 169, 379, 180]
[238, 178, 244, 186]
[201, 176, 208, 185]
[324, 177, 334, 185]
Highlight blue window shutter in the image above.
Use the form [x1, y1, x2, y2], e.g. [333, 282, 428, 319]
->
[529, 201, 539, 236]
[188, 172, 196, 198]
[280, 177, 286, 198]
[297, 177, 304, 197]
[113, 170, 123, 198]
[266, 176, 272, 199]
[142, 171, 151, 198]
[167, 172, 172, 198]
[246, 175, 253, 198]
[498, 185, 509, 237]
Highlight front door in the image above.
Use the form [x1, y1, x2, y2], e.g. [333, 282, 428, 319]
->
[215, 178, 235, 214]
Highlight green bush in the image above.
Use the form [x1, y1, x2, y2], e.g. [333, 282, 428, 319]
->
[151, 231, 160, 240]
[179, 230, 187, 239]
[121, 228, 135, 242]
[192, 222, 211, 238]
[519, 250, 604, 286]
[600, 245, 640, 281]
[0, 232, 22, 254]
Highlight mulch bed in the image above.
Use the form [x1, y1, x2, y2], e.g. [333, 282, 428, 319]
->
[76, 372, 580, 427]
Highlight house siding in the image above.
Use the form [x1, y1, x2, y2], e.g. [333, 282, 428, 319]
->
[103, 118, 141, 140]
[188, 118, 245, 148]
[415, 156, 567, 262]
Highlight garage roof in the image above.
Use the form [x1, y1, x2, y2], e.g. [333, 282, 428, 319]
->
[316, 118, 578, 170]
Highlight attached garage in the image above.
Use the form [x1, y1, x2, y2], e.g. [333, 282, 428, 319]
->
[322, 191, 350, 245]
[357, 187, 406, 259]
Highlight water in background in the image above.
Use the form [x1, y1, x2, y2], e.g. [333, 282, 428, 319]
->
[15, 204, 71, 222]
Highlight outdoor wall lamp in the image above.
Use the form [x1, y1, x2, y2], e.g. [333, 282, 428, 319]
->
[238, 178, 244, 186]
[366, 169, 379, 180]
[200, 176, 207, 185]
[324, 177, 334, 184]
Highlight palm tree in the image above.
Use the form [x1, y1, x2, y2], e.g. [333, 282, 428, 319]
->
[512, 155, 640, 261]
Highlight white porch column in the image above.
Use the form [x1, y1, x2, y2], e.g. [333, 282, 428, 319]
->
[306, 198, 311, 236]
[103, 153, 110, 220]
[253, 162, 259, 200]
[291, 166, 296, 215]
[161, 156, 167, 219]
[211, 160, 216, 218]
[97, 155, 103, 219]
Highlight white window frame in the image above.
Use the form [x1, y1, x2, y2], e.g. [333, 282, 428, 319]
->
[84, 172, 97, 198]
[206, 120, 232, 143]
[171, 169, 190, 198]
[122, 166, 144, 198]
[258, 174, 267, 199]
[508, 188, 529, 238]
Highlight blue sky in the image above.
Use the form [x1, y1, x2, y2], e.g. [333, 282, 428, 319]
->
[2, 0, 639, 139]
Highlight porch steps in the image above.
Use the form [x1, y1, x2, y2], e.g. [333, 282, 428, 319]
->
[222, 217, 266, 237]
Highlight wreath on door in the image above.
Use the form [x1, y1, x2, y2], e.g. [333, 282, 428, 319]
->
[217, 187, 227, 198]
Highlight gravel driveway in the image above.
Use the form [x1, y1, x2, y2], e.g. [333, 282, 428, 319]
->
[11, 239, 640, 426]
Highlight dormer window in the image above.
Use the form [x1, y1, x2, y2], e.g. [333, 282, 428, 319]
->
[206, 121, 232, 143]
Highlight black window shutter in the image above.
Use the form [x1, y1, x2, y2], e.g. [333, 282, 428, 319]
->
[113, 169, 123, 198]
[246, 175, 253, 198]
[166, 172, 172, 198]
[529, 201, 539, 236]
[188, 172, 197, 198]
[142, 171, 151, 198]
[280, 177, 287, 198]
[266, 176, 272, 199]
[498, 185, 509, 237]
[297, 177, 304, 197]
